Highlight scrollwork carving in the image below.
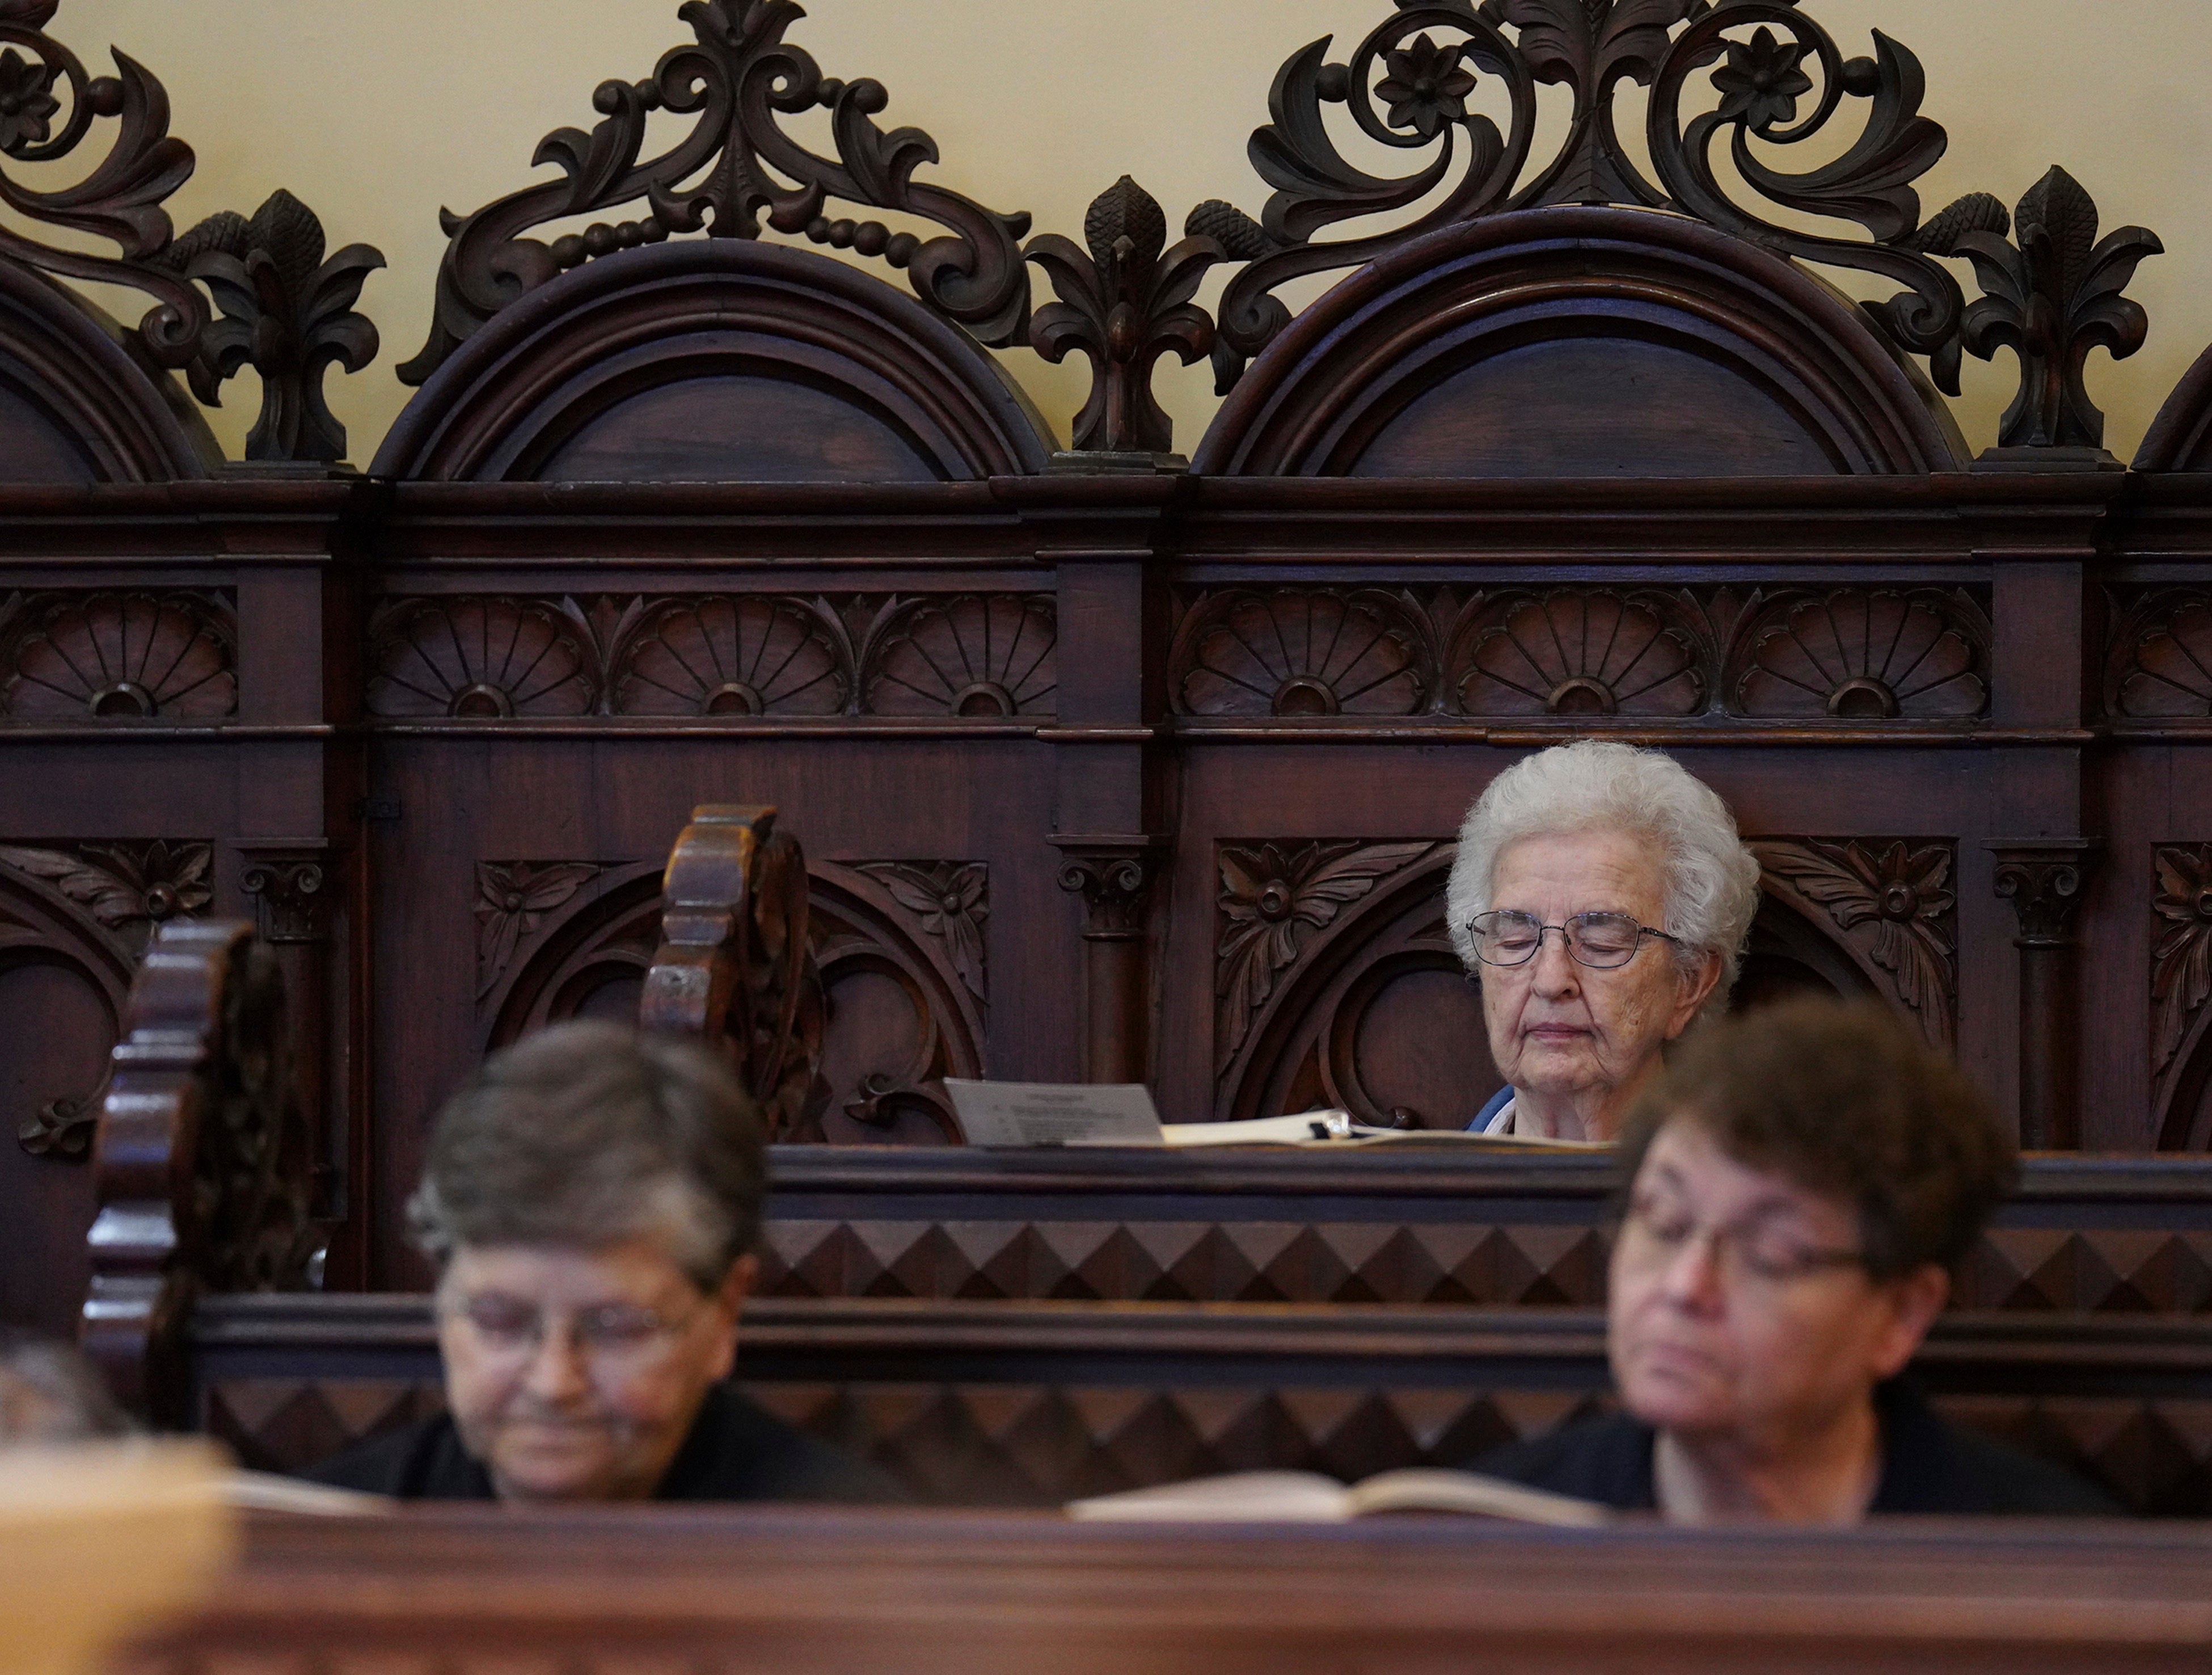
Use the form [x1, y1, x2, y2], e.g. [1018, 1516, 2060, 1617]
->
[0, 591, 236, 722]
[1730, 589, 1989, 720]
[1215, 840, 1437, 1073]
[0, 840, 212, 958]
[1954, 166, 2160, 452]
[151, 188, 383, 463]
[399, 0, 1033, 385]
[0, 7, 381, 458]
[1172, 589, 1431, 718]
[1194, 0, 2154, 429]
[1749, 839, 1956, 1046]
[1025, 176, 1222, 455]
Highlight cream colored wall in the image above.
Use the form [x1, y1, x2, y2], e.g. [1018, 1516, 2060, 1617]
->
[50, 0, 2212, 467]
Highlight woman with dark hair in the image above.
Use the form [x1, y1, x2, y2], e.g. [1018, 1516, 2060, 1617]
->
[1474, 997, 2118, 1520]
[308, 1021, 896, 1504]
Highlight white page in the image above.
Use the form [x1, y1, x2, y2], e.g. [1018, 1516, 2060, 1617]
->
[944, 1079, 1165, 1147]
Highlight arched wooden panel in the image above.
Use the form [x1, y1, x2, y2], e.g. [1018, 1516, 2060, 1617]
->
[372, 242, 1054, 483]
[0, 267, 216, 485]
[1213, 838, 1944, 1127]
[1193, 208, 1964, 479]
[484, 857, 983, 1148]
[2138, 341, 2212, 472]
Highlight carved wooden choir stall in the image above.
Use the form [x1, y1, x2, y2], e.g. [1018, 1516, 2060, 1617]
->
[5, 0, 2212, 1521]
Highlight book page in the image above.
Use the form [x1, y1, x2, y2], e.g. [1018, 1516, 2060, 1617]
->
[944, 1080, 1165, 1147]
[1067, 1471, 1353, 1522]
[1344, 1469, 1610, 1526]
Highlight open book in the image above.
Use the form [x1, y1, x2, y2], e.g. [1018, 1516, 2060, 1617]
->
[1068, 1468, 1608, 1526]
[1160, 1112, 1611, 1151]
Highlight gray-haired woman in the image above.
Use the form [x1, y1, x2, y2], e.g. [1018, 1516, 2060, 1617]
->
[307, 1021, 897, 1504]
[1447, 741, 1761, 1143]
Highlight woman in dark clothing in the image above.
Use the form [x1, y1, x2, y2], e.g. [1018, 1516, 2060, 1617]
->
[1476, 997, 2117, 1521]
[308, 1021, 896, 1505]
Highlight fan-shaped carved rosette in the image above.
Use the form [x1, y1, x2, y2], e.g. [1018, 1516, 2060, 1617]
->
[366, 597, 598, 719]
[1, 592, 235, 722]
[863, 595, 1056, 718]
[612, 597, 850, 717]
[1732, 590, 1989, 721]
[1173, 590, 1430, 718]
[2110, 591, 2212, 720]
[1453, 590, 1707, 718]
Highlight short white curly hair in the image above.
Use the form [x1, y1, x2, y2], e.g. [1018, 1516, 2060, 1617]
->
[1445, 741, 1762, 1004]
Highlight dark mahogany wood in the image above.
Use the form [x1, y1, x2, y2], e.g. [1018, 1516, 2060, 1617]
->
[1191, 209, 1966, 479]
[370, 241, 1053, 483]
[81, 919, 314, 1423]
[123, 1508, 2212, 1675]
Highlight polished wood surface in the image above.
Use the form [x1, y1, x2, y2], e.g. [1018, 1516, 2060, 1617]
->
[119, 1507, 2212, 1675]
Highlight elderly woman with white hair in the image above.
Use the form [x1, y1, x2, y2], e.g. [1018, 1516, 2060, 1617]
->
[1449, 741, 1762, 1143]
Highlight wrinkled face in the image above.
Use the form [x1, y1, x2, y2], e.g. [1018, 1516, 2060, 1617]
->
[437, 1238, 753, 1503]
[1608, 1120, 1939, 1450]
[1479, 830, 1715, 1127]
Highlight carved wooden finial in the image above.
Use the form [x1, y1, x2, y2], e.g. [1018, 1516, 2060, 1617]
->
[81, 919, 316, 1422]
[0, 6, 383, 461]
[640, 805, 829, 1141]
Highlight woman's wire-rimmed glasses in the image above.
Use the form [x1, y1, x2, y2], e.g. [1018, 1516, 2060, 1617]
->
[1465, 909, 1681, 970]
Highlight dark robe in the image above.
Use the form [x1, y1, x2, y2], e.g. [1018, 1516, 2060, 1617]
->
[305, 1381, 902, 1504]
[1472, 1377, 2120, 1516]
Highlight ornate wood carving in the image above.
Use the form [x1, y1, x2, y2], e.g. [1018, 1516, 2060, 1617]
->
[0, 845, 150, 1162]
[2108, 590, 2212, 720]
[1954, 167, 2161, 455]
[365, 597, 599, 720]
[1749, 840, 1958, 1047]
[642, 806, 828, 1143]
[1172, 590, 1430, 718]
[82, 919, 315, 1422]
[474, 861, 605, 1004]
[1189, 0, 2151, 423]
[1730, 588, 1990, 720]
[399, 0, 1033, 384]
[0, 839, 212, 958]
[1026, 176, 1220, 455]
[1452, 588, 1706, 719]
[153, 188, 383, 463]
[809, 862, 985, 1145]
[2150, 845, 2212, 1148]
[1215, 841, 1439, 1079]
[0, 6, 381, 459]
[364, 594, 1057, 723]
[611, 595, 848, 717]
[862, 594, 1058, 719]
[1054, 836, 1168, 1086]
[1166, 586, 1991, 726]
[853, 862, 987, 1008]
[239, 850, 331, 948]
[0, 590, 236, 722]
[1988, 840, 2101, 1151]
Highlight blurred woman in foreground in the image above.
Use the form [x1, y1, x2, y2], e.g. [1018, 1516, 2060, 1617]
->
[1475, 999, 2117, 1520]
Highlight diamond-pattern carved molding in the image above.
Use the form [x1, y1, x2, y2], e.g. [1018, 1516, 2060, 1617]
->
[757, 1220, 1612, 1307]
[1955, 1229, 2212, 1314]
[197, 1374, 2209, 1516]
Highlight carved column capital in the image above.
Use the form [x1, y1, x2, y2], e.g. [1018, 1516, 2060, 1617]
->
[1051, 835, 1167, 940]
[239, 842, 335, 945]
[1986, 839, 2103, 948]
